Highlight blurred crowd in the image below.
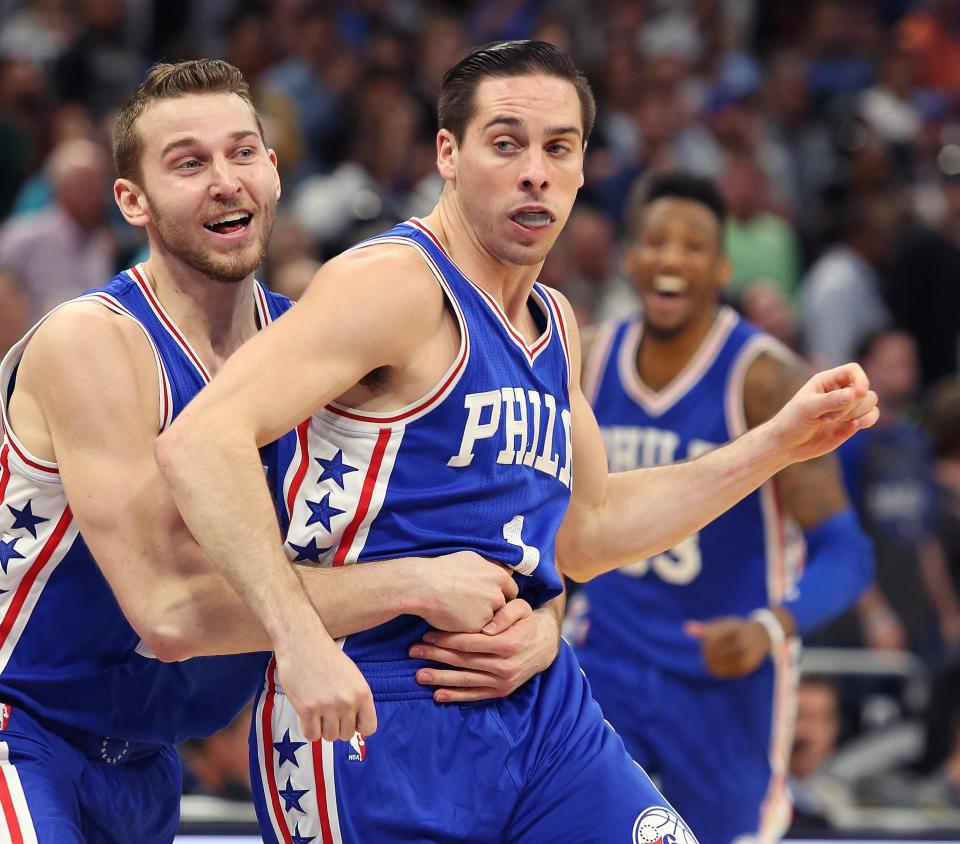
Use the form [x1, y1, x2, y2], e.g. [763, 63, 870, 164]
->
[3, 0, 960, 835]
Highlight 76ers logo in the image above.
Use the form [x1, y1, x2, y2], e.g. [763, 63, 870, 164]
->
[347, 731, 366, 762]
[633, 806, 698, 844]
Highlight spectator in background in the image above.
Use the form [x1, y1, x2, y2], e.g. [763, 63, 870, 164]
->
[761, 50, 839, 236]
[0, 137, 114, 316]
[550, 204, 633, 326]
[825, 329, 960, 660]
[799, 193, 896, 368]
[260, 3, 356, 182]
[0, 265, 31, 360]
[888, 173, 960, 390]
[789, 675, 851, 832]
[927, 379, 960, 610]
[53, 0, 147, 120]
[737, 279, 800, 351]
[720, 152, 802, 302]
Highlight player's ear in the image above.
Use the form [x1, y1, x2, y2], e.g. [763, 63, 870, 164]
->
[715, 253, 732, 289]
[268, 148, 281, 201]
[114, 178, 150, 228]
[437, 129, 458, 183]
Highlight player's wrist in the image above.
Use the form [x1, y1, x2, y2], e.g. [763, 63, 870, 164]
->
[749, 607, 786, 651]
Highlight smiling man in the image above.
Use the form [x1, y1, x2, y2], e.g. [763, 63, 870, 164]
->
[158, 43, 878, 843]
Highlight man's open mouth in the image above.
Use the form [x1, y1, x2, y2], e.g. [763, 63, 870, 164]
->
[203, 213, 253, 234]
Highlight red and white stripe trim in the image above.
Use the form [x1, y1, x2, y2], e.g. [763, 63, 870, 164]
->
[620, 306, 738, 417]
[255, 658, 343, 844]
[325, 236, 470, 426]
[128, 265, 213, 383]
[0, 506, 75, 674]
[408, 219, 555, 365]
[330, 428, 396, 566]
[0, 743, 37, 844]
[540, 285, 571, 383]
[581, 320, 620, 405]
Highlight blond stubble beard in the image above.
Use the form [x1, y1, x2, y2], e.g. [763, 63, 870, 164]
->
[147, 194, 277, 284]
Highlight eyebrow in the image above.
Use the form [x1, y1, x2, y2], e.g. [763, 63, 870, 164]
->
[160, 130, 261, 159]
[481, 115, 582, 139]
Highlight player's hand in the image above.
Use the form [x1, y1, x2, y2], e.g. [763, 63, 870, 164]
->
[415, 551, 519, 633]
[274, 628, 376, 742]
[767, 363, 879, 463]
[684, 616, 771, 678]
[409, 599, 560, 702]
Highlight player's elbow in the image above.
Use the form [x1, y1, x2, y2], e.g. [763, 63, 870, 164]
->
[129, 615, 195, 663]
[555, 532, 602, 583]
[154, 417, 199, 487]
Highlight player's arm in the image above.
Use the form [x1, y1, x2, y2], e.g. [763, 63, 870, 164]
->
[22, 304, 512, 665]
[155, 245, 472, 740]
[410, 588, 566, 703]
[551, 292, 879, 581]
[686, 350, 875, 677]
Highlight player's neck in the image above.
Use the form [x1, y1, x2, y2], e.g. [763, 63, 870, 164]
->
[140, 254, 259, 366]
[636, 307, 720, 392]
[422, 203, 542, 333]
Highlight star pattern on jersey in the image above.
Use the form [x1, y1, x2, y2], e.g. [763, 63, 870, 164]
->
[274, 729, 307, 768]
[304, 492, 344, 533]
[0, 536, 24, 575]
[315, 450, 358, 490]
[7, 500, 48, 539]
[291, 823, 316, 844]
[287, 537, 330, 564]
[279, 775, 309, 813]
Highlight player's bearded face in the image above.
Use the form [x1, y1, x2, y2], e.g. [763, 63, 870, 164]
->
[134, 92, 280, 284]
[147, 189, 277, 283]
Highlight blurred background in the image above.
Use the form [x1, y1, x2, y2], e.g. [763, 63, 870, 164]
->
[3, 0, 960, 839]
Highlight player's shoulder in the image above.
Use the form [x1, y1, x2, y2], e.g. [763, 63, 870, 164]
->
[24, 299, 155, 385]
[741, 332, 809, 426]
[298, 240, 451, 342]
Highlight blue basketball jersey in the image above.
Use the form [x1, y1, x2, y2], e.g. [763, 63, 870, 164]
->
[280, 219, 572, 665]
[0, 265, 291, 746]
[573, 308, 803, 678]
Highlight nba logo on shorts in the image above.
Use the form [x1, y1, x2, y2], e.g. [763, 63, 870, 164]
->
[633, 806, 698, 844]
[348, 731, 366, 762]
[0, 703, 11, 732]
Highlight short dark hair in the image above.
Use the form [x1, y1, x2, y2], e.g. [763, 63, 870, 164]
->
[113, 59, 264, 184]
[626, 171, 727, 240]
[646, 172, 727, 224]
[438, 40, 596, 144]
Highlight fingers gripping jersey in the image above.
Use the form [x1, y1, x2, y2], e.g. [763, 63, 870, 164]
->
[281, 219, 573, 665]
[0, 266, 292, 746]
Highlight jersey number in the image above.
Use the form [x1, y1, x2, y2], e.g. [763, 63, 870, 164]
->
[621, 533, 702, 584]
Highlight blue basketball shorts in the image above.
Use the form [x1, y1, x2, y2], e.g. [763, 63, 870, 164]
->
[575, 643, 799, 844]
[249, 642, 700, 843]
[0, 702, 181, 843]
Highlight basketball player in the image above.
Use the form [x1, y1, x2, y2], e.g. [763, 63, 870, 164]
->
[157, 42, 878, 843]
[0, 60, 562, 843]
[568, 173, 873, 844]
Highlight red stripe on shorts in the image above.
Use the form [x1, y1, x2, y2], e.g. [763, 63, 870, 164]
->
[0, 761, 25, 844]
[261, 657, 294, 844]
[312, 740, 334, 844]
